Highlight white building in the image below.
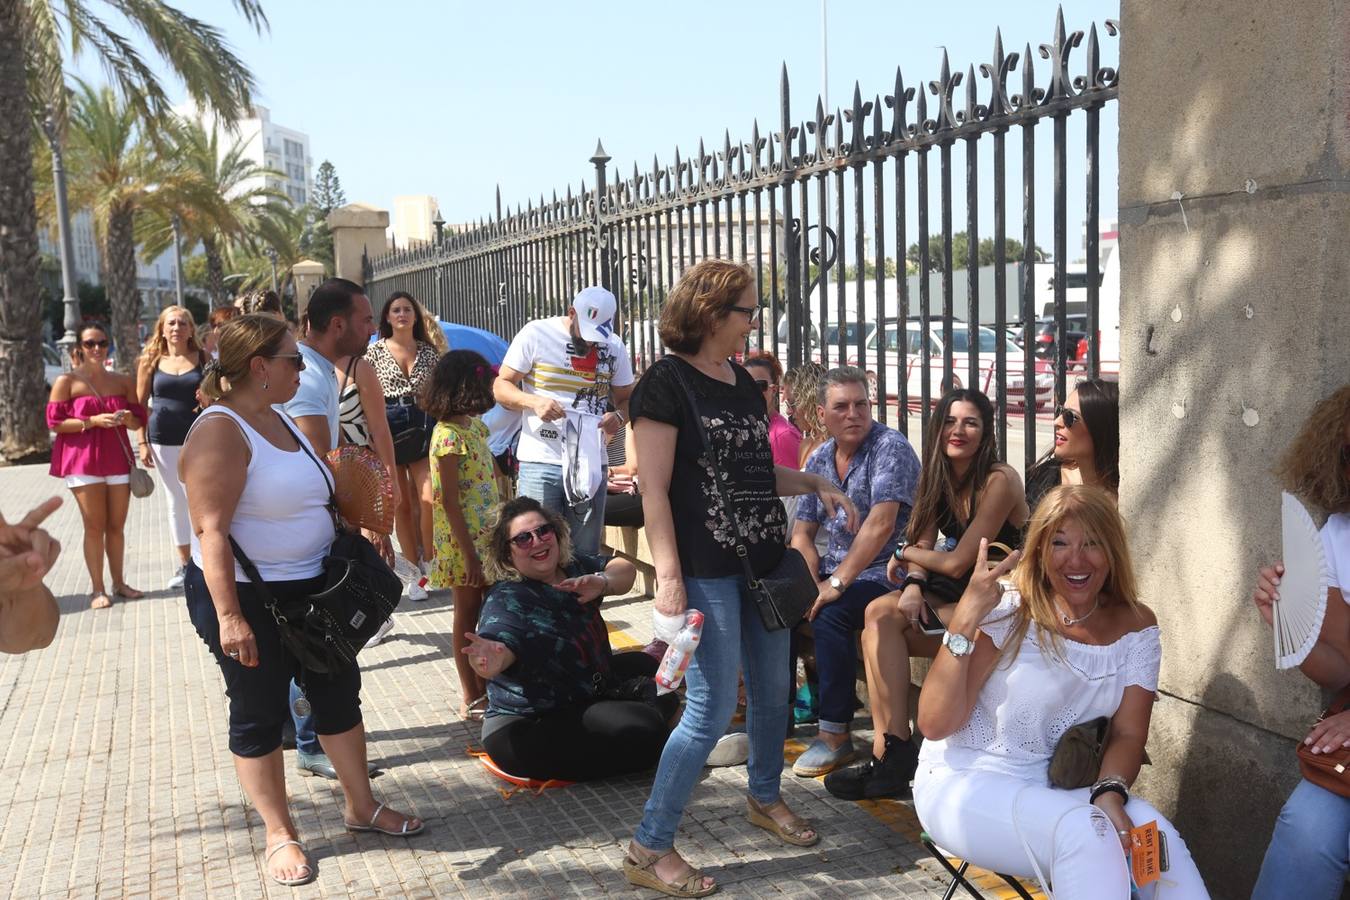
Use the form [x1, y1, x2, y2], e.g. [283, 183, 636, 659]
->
[37, 209, 100, 286]
[180, 103, 314, 207]
[392, 195, 440, 248]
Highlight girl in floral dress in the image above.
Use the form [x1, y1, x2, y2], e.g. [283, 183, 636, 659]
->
[421, 350, 500, 719]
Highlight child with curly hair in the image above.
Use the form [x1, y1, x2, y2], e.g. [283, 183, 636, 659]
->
[421, 350, 499, 719]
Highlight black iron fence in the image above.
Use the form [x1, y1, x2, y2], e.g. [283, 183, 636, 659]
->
[365, 9, 1119, 471]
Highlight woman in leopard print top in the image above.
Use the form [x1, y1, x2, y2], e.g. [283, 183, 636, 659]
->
[365, 291, 443, 589]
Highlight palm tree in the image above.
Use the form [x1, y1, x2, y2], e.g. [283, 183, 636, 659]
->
[0, 0, 266, 458]
[138, 119, 295, 310]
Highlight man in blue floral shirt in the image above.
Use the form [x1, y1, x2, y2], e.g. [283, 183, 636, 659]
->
[789, 367, 920, 796]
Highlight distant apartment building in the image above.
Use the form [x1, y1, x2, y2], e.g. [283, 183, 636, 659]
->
[37, 209, 100, 286]
[392, 195, 440, 247]
[180, 103, 314, 207]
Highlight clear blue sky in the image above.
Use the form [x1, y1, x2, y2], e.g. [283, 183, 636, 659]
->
[79, 0, 1120, 259]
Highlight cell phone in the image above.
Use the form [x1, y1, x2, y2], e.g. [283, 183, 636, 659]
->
[917, 599, 947, 636]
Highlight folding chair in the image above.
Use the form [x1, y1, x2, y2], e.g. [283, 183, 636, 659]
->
[920, 832, 1038, 900]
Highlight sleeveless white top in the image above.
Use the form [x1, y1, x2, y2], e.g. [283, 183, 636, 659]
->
[917, 591, 1162, 783]
[186, 406, 335, 581]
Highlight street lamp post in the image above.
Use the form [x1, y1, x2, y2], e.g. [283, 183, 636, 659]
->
[40, 108, 82, 367]
[433, 210, 446, 247]
[171, 214, 184, 305]
[266, 246, 279, 293]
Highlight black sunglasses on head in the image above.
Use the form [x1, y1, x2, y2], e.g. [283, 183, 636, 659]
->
[509, 522, 557, 548]
[1054, 405, 1080, 429]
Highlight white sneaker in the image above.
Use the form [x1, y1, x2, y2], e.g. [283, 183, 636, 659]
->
[406, 580, 429, 602]
[706, 732, 750, 768]
[167, 565, 186, 590]
[364, 614, 396, 649]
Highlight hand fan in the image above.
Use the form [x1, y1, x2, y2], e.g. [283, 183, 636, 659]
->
[325, 445, 396, 535]
[1275, 491, 1329, 669]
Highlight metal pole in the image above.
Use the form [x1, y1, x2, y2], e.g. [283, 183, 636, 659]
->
[171, 214, 184, 305]
[41, 109, 81, 366]
[267, 247, 279, 293]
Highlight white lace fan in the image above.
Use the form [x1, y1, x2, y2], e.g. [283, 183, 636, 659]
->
[1275, 492, 1329, 669]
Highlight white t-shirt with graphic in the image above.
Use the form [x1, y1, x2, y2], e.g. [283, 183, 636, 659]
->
[503, 317, 634, 465]
[1322, 512, 1350, 598]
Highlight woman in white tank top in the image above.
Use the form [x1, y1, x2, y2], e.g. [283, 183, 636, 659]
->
[178, 314, 424, 888]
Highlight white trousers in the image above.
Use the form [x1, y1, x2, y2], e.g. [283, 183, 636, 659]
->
[914, 763, 1211, 900]
[149, 443, 191, 547]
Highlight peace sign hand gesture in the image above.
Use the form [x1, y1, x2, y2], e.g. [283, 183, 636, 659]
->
[958, 538, 1021, 620]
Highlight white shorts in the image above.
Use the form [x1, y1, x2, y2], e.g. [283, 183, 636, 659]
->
[65, 473, 130, 489]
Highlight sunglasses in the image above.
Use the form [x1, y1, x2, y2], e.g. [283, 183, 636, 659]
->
[266, 353, 306, 371]
[1054, 405, 1080, 429]
[508, 522, 557, 548]
[81, 339, 109, 349]
[753, 378, 777, 392]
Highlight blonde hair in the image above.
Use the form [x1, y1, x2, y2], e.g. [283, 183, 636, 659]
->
[1276, 385, 1350, 514]
[1005, 484, 1141, 662]
[239, 290, 283, 318]
[784, 362, 828, 445]
[200, 314, 291, 401]
[138, 306, 201, 373]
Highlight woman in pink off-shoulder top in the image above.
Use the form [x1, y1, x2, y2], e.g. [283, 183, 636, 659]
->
[46, 323, 147, 610]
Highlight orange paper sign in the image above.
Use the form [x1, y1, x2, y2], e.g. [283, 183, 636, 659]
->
[1129, 820, 1163, 886]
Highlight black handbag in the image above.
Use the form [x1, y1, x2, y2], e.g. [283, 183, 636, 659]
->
[228, 416, 402, 673]
[671, 363, 817, 632]
[387, 397, 431, 465]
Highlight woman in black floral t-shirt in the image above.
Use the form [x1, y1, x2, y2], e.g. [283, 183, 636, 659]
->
[623, 260, 857, 898]
[464, 496, 678, 782]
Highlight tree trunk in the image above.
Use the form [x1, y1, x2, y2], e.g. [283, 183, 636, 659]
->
[204, 237, 227, 309]
[0, 0, 52, 462]
[104, 203, 141, 374]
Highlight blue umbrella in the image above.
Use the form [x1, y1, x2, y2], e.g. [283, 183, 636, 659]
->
[437, 321, 509, 365]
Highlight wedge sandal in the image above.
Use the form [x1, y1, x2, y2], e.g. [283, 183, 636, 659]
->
[746, 795, 819, 847]
[622, 848, 717, 897]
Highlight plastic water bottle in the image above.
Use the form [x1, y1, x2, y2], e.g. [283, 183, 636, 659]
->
[655, 611, 704, 695]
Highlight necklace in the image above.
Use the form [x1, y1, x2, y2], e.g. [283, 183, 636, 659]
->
[1057, 598, 1100, 626]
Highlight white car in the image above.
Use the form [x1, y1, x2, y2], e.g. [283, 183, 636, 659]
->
[848, 320, 1054, 410]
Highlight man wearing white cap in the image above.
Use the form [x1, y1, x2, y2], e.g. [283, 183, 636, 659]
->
[494, 286, 633, 554]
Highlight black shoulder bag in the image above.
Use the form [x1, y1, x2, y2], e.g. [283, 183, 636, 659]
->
[228, 415, 402, 673]
[670, 363, 817, 631]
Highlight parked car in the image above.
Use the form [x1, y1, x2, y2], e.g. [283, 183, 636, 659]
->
[1029, 314, 1088, 362]
[43, 344, 63, 390]
[848, 319, 1053, 410]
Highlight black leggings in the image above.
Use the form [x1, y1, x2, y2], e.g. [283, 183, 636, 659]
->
[481, 651, 677, 782]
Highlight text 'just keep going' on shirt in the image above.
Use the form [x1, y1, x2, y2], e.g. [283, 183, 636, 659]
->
[629, 356, 787, 580]
[502, 318, 634, 466]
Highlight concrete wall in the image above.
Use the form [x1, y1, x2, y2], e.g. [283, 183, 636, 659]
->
[329, 204, 389, 287]
[1119, 2, 1350, 896]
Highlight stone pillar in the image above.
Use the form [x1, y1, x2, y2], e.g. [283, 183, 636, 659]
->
[328, 203, 389, 287]
[290, 259, 326, 322]
[1119, 4, 1350, 896]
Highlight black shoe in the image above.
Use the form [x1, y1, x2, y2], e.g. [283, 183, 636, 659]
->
[823, 734, 919, 801]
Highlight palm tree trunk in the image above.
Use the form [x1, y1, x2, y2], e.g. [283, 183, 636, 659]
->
[0, 0, 51, 461]
[105, 203, 141, 374]
[203, 237, 227, 309]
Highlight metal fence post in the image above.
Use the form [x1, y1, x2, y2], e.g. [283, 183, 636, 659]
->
[591, 141, 612, 294]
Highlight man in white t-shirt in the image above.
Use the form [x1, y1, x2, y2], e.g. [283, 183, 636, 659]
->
[494, 286, 634, 554]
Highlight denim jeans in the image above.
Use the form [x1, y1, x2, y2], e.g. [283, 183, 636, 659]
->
[1253, 777, 1350, 899]
[811, 580, 891, 733]
[634, 574, 792, 851]
[290, 680, 321, 756]
[517, 461, 607, 555]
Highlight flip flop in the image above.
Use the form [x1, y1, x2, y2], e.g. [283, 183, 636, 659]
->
[343, 802, 424, 836]
[90, 593, 113, 610]
[462, 695, 488, 722]
[264, 840, 314, 887]
[112, 584, 143, 599]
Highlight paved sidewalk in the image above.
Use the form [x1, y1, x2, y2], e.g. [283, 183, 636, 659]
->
[0, 463, 1039, 899]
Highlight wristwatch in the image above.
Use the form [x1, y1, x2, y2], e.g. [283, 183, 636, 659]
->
[943, 630, 975, 658]
[828, 574, 846, 591]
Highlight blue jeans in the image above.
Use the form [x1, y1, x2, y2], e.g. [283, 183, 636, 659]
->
[634, 574, 792, 851]
[290, 680, 321, 756]
[812, 580, 891, 733]
[1253, 777, 1350, 899]
[517, 461, 607, 556]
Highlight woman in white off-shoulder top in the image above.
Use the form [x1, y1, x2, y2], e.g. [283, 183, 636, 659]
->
[912, 485, 1209, 899]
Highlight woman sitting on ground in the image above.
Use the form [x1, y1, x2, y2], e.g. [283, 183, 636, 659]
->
[463, 495, 678, 783]
[180, 314, 422, 888]
[914, 486, 1209, 899]
[1025, 377, 1120, 513]
[1250, 385, 1350, 899]
[823, 389, 1028, 800]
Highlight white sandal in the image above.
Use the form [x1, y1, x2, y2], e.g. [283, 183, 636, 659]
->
[264, 840, 314, 887]
[344, 802, 424, 836]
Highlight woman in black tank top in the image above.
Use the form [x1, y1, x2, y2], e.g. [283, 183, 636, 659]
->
[135, 306, 203, 589]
